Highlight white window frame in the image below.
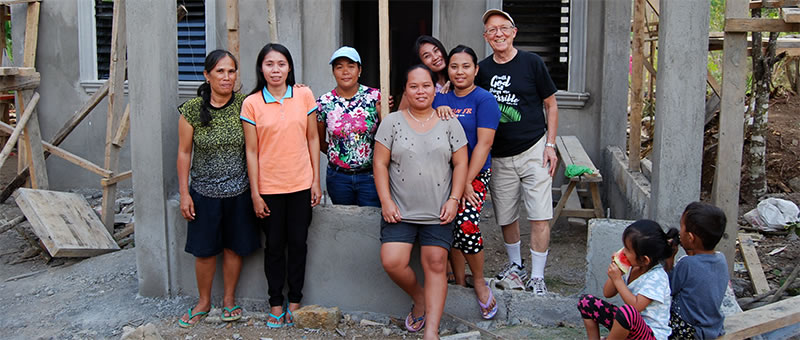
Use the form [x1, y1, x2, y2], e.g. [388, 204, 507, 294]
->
[481, 0, 589, 109]
[77, 0, 217, 96]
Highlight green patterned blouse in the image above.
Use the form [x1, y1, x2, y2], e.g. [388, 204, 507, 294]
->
[178, 92, 249, 198]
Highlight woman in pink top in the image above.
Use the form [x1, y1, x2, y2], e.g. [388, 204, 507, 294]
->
[241, 43, 321, 328]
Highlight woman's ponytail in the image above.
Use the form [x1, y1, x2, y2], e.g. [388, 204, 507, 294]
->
[197, 81, 212, 126]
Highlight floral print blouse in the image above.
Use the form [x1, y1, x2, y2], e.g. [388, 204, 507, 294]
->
[317, 85, 381, 171]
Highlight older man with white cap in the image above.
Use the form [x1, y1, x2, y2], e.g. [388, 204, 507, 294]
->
[476, 9, 559, 295]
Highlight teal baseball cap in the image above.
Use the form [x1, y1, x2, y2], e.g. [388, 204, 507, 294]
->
[329, 46, 362, 65]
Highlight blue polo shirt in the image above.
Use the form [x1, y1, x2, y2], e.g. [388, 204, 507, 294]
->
[433, 87, 501, 171]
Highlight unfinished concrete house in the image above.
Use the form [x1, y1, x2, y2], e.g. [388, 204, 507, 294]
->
[15, 0, 785, 332]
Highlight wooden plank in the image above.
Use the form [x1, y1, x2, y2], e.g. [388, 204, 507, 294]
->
[551, 181, 577, 227]
[589, 183, 604, 219]
[111, 104, 130, 147]
[712, 0, 749, 274]
[22, 1, 39, 68]
[707, 70, 722, 96]
[267, 0, 278, 42]
[629, 0, 646, 172]
[0, 92, 38, 169]
[749, 0, 800, 9]
[113, 223, 134, 242]
[100, 0, 127, 233]
[100, 170, 132, 187]
[783, 8, 800, 23]
[0, 73, 40, 92]
[0, 215, 25, 235]
[14, 188, 119, 257]
[738, 234, 771, 295]
[0, 0, 40, 5]
[42, 143, 112, 178]
[18, 90, 48, 189]
[226, 0, 240, 89]
[379, 0, 390, 119]
[0, 67, 36, 76]
[557, 136, 602, 181]
[0, 82, 109, 204]
[724, 18, 800, 32]
[559, 209, 597, 218]
[715, 295, 800, 340]
[0, 120, 111, 177]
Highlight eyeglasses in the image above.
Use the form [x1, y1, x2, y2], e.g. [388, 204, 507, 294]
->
[484, 25, 515, 35]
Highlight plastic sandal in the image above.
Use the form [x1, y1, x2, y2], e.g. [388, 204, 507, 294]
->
[477, 282, 498, 320]
[221, 305, 242, 322]
[266, 310, 285, 328]
[284, 302, 295, 327]
[404, 305, 425, 332]
[177, 307, 209, 328]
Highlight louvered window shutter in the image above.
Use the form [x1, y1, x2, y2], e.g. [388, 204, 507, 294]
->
[95, 0, 206, 81]
[503, 0, 569, 90]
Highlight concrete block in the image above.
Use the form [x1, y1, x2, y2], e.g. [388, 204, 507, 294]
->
[583, 218, 632, 306]
[605, 146, 650, 220]
[441, 331, 481, 340]
[503, 289, 583, 327]
[293, 305, 341, 330]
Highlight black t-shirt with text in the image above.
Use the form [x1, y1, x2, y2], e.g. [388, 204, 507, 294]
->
[476, 50, 557, 157]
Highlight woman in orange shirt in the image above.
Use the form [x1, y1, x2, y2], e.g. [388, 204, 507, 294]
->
[241, 43, 321, 328]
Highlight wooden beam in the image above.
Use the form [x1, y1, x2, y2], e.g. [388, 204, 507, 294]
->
[0, 82, 110, 203]
[0, 0, 40, 5]
[0, 215, 25, 235]
[0, 67, 36, 76]
[100, 0, 127, 233]
[100, 170, 132, 187]
[18, 90, 48, 189]
[0, 73, 40, 92]
[724, 18, 800, 32]
[22, 1, 39, 68]
[712, 0, 749, 274]
[42, 143, 112, 178]
[782, 8, 800, 23]
[628, 0, 646, 171]
[111, 104, 130, 147]
[0, 92, 38, 170]
[715, 295, 800, 340]
[749, 0, 800, 9]
[226, 0, 240, 89]
[378, 0, 390, 120]
[739, 234, 771, 295]
[707, 71, 722, 96]
[0, 120, 112, 178]
[267, 0, 278, 43]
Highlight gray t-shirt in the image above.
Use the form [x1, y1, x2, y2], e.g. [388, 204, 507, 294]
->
[375, 111, 467, 224]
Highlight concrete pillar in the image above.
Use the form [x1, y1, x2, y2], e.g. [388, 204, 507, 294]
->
[301, 0, 340, 93]
[126, 1, 178, 297]
[599, 0, 632, 152]
[648, 0, 709, 228]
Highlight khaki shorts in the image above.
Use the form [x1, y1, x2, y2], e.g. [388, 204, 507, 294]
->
[489, 137, 553, 226]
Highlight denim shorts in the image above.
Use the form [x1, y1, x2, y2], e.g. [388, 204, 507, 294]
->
[380, 219, 454, 250]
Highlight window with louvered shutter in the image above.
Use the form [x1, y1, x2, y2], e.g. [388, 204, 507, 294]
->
[94, 0, 206, 81]
[503, 0, 569, 90]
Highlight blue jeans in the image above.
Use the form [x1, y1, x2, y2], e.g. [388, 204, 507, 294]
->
[326, 166, 381, 207]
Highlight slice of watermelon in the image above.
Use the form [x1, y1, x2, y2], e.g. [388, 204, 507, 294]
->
[613, 248, 632, 274]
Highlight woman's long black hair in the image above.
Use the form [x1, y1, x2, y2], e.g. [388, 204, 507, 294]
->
[413, 35, 448, 84]
[249, 43, 296, 96]
[197, 49, 238, 126]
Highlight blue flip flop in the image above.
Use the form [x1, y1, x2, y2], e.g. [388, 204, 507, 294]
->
[178, 307, 209, 328]
[266, 310, 285, 328]
[221, 305, 242, 322]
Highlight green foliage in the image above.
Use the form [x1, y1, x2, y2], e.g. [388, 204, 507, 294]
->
[786, 222, 800, 237]
[4, 21, 10, 63]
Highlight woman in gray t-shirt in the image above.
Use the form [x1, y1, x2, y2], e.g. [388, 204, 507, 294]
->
[373, 64, 468, 338]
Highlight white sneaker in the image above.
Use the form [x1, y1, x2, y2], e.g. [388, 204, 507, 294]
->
[526, 277, 548, 296]
[494, 271, 526, 290]
[495, 260, 527, 281]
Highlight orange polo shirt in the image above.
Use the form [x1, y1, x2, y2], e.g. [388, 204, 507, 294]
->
[241, 86, 317, 195]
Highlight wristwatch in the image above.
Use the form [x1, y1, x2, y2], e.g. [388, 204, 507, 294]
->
[545, 142, 556, 148]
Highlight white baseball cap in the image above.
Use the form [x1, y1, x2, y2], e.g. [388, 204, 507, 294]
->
[482, 9, 515, 26]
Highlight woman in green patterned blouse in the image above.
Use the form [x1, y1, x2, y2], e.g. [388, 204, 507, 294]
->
[176, 50, 260, 327]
